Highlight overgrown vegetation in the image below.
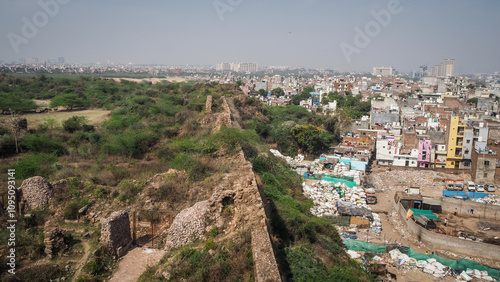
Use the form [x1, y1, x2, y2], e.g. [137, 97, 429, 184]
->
[252, 154, 374, 281]
[0, 74, 371, 281]
[139, 231, 254, 282]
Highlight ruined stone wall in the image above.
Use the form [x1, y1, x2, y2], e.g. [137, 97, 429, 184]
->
[17, 176, 53, 212]
[205, 95, 213, 113]
[101, 210, 132, 255]
[394, 202, 500, 261]
[164, 201, 208, 251]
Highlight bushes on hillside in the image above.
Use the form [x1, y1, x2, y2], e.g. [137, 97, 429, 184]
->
[9, 153, 58, 179]
[21, 134, 66, 155]
[62, 116, 87, 133]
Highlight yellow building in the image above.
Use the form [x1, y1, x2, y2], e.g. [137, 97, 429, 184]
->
[445, 116, 465, 168]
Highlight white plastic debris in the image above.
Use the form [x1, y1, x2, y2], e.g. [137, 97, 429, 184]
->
[347, 250, 361, 259]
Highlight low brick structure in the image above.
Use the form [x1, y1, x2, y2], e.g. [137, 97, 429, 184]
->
[101, 210, 132, 256]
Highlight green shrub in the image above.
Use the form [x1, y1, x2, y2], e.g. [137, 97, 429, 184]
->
[21, 134, 66, 155]
[204, 239, 216, 250]
[64, 201, 82, 220]
[0, 134, 16, 157]
[209, 226, 219, 237]
[103, 131, 157, 158]
[62, 116, 87, 133]
[8, 153, 58, 179]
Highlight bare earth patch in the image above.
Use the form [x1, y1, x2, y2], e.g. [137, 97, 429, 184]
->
[0, 109, 111, 128]
[109, 247, 165, 282]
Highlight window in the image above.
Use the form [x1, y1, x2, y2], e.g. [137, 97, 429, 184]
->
[466, 140, 471, 144]
[484, 172, 488, 178]
[485, 160, 490, 166]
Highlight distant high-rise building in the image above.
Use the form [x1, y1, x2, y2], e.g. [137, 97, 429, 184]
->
[429, 59, 454, 77]
[58, 57, 65, 64]
[216, 63, 231, 71]
[26, 57, 39, 65]
[47, 57, 57, 65]
[216, 62, 257, 72]
[372, 66, 394, 76]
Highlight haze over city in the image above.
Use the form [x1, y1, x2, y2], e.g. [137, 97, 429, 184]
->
[1, 0, 499, 73]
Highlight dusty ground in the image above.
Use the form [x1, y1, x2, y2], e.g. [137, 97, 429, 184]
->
[366, 167, 500, 272]
[109, 247, 165, 282]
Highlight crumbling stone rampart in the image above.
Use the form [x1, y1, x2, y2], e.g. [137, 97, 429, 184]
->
[164, 201, 208, 251]
[18, 176, 53, 212]
[206, 95, 213, 113]
[101, 210, 132, 255]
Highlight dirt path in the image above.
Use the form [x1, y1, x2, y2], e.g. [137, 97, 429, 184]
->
[72, 241, 91, 282]
[109, 247, 165, 282]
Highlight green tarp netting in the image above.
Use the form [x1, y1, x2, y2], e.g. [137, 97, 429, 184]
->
[343, 239, 386, 253]
[343, 239, 500, 280]
[408, 248, 500, 280]
[409, 208, 439, 220]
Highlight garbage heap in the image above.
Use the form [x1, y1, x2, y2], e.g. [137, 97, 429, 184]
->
[472, 194, 500, 206]
[269, 149, 306, 166]
[346, 248, 498, 281]
[303, 181, 368, 216]
[302, 181, 381, 232]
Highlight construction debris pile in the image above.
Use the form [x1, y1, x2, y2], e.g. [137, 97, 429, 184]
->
[303, 181, 369, 216]
[472, 194, 500, 206]
[346, 248, 498, 281]
[269, 149, 363, 185]
[269, 149, 306, 167]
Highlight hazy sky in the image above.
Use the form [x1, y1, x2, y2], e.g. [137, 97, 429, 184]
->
[1, 0, 499, 73]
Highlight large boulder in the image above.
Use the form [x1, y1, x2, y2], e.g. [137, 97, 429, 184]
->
[18, 176, 53, 212]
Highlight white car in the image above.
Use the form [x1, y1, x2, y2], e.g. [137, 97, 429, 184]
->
[487, 184, 495, 193]
[467, 181, 475, 192]
[476, 184, 485, 192]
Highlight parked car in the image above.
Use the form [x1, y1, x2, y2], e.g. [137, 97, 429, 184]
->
[487, 184, 495, 192]
[454, 180, 464, 191]
[476, 184, 485, 192]
[467, 181, 476, 192]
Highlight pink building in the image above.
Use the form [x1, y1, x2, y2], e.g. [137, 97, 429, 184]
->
[417, 139, 432, 168]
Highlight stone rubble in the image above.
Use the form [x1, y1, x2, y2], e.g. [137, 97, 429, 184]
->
[164, 201, 209, 252]
[17, 176, 53, 212]
[44, 221, 68, 259]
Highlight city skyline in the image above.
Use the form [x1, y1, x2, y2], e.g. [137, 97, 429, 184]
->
[1, 0, 499, 74]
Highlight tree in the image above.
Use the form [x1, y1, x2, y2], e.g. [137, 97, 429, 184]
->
[292, 87, 315, 105]
[0, 94, 36, 113]
[258, 89, 267, 97]
[291, 125, 329, 156]
[50, 94, 87, 110]
[6, 113, 27, 153]
[271, 87, 285, 96]
[467, 98, 478, 106]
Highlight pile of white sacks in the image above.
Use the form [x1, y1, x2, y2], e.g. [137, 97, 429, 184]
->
[389, 249, 449, 278]
[303, 181, 369, 217]
[472, 194, 500, 206]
